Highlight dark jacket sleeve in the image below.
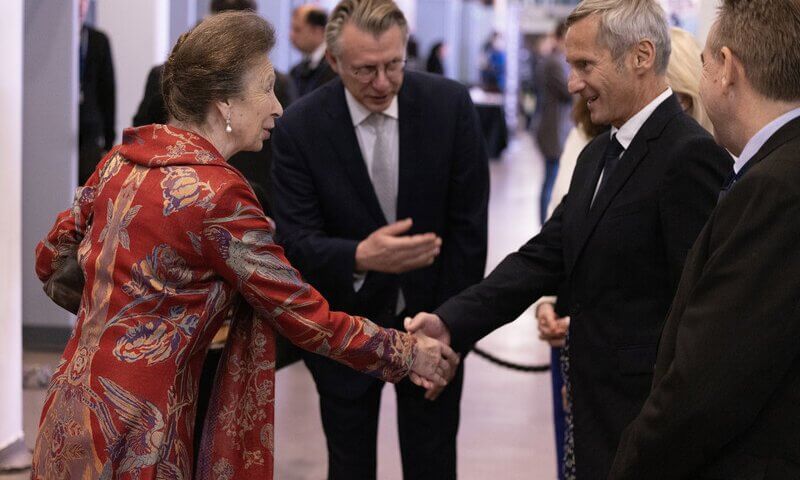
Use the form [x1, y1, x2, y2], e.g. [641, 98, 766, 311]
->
[657, 135, 732, 287]
[270, 119, 360, 300]
[609, 170, 800, 479]
[434, 87, 490, 305]
[436, 199, 566, 352]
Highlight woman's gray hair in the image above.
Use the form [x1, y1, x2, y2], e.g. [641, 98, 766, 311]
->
[325, 0, 408, 57]
[567, 0, 671, 74]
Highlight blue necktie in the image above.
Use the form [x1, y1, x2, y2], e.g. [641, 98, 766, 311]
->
[719, 159, 755, 202]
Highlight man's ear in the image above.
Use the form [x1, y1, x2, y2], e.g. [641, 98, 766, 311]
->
[326, 49, 340, 74]
[719, 46, 742, 92]
[632, 39, 657, 73]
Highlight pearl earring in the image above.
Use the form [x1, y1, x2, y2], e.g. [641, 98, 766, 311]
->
[225, 111, 232, 133]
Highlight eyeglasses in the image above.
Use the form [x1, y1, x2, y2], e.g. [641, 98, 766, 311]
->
[349, 58, 407, 84]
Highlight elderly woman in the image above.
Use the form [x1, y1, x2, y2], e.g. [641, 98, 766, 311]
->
[31, 11, 455, 480]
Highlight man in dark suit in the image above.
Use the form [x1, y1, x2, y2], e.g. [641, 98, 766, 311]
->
[271, 1, 489, 478]
[289, 5, 337, 97]
[78, 0, 115, 185]
[406, 1, 731, 478]
[609, 1, 800, 478]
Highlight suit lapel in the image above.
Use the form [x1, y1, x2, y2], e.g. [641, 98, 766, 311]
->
[397, 78, 422, 221]
[569, 95, 683, 271]
[323, 82, 387, 225]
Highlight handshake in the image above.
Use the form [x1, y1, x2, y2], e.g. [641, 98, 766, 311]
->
[405, 312, 456, 401]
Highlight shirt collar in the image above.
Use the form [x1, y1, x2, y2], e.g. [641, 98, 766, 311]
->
[611, 87, 673, 149]
[734, 107, 800, 174]
[308, 42, 327, 70]
[345, 88, 399, 126]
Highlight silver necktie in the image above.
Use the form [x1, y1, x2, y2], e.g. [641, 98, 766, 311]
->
[369, 113, 397, 222]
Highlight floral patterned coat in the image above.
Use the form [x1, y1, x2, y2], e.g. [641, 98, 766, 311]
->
[32, 125, 418, 480]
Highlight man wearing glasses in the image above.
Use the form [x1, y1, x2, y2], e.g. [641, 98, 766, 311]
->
[271, 0, 489, 478]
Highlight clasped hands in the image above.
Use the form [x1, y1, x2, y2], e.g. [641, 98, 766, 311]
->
[405, 312, 456, 401]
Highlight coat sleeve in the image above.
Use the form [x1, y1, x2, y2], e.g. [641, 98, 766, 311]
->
[609, 170, 800, 479]
[201, 179, 416, 383]
[434, 86, 490, 305]
[35, 151, 115, 283]
[657, 135, 732, 288]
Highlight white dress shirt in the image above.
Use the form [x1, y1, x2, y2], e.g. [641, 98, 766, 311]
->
[592, 87, 673, 200]
[345, 90, 405, 312]
[734, 106, 800, 174]
[345, 89, 400, 183]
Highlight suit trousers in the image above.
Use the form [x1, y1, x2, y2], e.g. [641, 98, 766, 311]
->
[312, 353, 465, 480]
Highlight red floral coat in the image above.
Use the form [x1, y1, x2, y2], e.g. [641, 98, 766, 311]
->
[32, 125, 418, 479]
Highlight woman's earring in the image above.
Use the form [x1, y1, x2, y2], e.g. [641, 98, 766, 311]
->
[225, 111, 232, 133]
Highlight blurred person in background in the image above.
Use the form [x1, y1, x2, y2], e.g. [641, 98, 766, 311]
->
[534, 20, 572, 226]
[480, 32, 506, 92]
[405, 35, 422, 71]
[78, 0, 116, 186]
[32, 11, 455, 480]
[425, 41, 446, 75]
[290, 4, 338, 97]
[667, 27, 713, 133]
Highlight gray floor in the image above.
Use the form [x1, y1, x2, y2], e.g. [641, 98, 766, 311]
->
[7, 132, 559, 479]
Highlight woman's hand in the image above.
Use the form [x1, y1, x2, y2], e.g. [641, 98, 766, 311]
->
[408, 332, 460, 392]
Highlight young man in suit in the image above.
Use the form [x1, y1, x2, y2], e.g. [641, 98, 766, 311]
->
[289, 5, 338, 97]
[271, 1, 489, 478]
[406, 0, 731, 478]
[609, 1, 800, 478]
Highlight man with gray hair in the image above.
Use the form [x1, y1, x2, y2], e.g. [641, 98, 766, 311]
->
[405, 0, 731, 478]
[610, 1, 800, 478]
[271, 0, 489, 478]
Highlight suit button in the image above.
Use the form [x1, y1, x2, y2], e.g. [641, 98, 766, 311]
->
[570, 303, 582, 316]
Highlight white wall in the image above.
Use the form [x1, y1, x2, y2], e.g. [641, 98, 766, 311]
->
[697, 0, 720, 45]
[96, 0, 170, 141]
[23, 0, 80, 329]
[0, 0, 25, 450]
[415, 0, 462, 80]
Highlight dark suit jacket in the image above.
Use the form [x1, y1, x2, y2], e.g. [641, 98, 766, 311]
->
[609, 117, 800, 480]
[436, 95, 731, 479]
[132, 65, 297, 215]
[289, 56, 338, 97]
[271, 72, 489, 397]
[80, 26, 116, 151]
